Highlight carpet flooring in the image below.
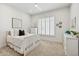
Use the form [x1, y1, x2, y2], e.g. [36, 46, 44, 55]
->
[0, 40, 65, 56]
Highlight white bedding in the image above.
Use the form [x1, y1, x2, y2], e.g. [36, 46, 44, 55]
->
[7, 34, 40, 55]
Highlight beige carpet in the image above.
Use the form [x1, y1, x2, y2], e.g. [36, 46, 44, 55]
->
[0, 40, 65, 56]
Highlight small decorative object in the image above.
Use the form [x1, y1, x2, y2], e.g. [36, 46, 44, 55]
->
[65, 30, 71, 34]
[71, 31, 77, 35]
[56, 24, 59, 26]
[65, 30, 79, 37]
[56, 21, 62, 28]
[59, 21, 62, 24]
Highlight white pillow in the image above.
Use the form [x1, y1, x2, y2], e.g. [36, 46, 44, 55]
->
[24, 30, 29, 35]
[14, 29, 19, 36]
[9, 29, 19, 36]
[10, 29, 14, 36]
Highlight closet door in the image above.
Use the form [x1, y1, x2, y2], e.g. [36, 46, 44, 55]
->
[49, 17, 55, 36]
[46, 17, 49, 35]
[38, 19, 42, 35]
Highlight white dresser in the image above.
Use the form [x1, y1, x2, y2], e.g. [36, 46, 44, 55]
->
[64, 34, 78, 56]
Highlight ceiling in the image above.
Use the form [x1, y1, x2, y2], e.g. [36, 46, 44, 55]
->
[6, 3, 70, 15]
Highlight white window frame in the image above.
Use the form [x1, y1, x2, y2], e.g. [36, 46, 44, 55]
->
[37, 16, 55, 36]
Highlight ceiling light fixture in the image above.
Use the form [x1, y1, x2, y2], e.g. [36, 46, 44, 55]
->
[34, 3, 42, 11]
[34, 3, 38, 7]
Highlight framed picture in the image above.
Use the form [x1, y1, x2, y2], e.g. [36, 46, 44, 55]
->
[72, 16, 76, 28]
[12, 18, 22, 28]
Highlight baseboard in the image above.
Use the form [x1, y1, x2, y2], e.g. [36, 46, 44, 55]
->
[0, 45, 6, 49]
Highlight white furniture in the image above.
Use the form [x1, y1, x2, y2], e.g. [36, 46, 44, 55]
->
[64, 34, 78, 56]
[31, 28, 38, 34]
[7, 34, 40, 56]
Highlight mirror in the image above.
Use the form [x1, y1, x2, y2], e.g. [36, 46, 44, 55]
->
[72, 16, 76, 28]
[12, 18, 22, 28]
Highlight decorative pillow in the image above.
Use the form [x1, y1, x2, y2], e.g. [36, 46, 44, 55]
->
[19, 30, 25, 36]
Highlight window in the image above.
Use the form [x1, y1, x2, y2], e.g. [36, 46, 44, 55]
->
[41, 18, 46, 35]
[49, 17, 55, 35]
[38, 19, 42, 35]
[38, 16, 55, 36]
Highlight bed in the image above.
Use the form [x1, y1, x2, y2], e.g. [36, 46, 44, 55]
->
[7, 33, 40, 56]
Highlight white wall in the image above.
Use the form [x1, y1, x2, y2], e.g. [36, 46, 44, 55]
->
[31, 7, 70, 42]
[70, 3, 79, 31]
[65, 4, 79, 56]
[0, 4, 31, 48]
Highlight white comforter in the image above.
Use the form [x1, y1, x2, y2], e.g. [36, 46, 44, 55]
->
[7, 34, 40, 55]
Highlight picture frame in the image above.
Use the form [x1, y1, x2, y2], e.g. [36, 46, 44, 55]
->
[12, 18, 22, 28]
[72, 16, 76, 28]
